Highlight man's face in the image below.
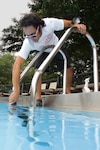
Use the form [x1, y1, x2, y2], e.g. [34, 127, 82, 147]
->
[23, 25, 41, 42]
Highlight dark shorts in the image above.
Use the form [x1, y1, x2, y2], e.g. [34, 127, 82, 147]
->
[34, 47, 73, 72]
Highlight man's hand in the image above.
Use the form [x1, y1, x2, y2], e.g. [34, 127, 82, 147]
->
[74, 24, 87, 35]
[9, 91, 20, 104]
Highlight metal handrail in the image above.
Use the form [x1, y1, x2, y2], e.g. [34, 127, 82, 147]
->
[31, 27, 98, 107]
[20, 45, 68, 96]
[20, 45, 54, 81]
[20, 45, 67, 93]
[31, 27, 75, 106]
[85, 32, 98, 92]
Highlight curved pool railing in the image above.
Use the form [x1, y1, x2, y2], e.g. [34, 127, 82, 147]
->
[20, 45, 67, 94]
[20, 45, 55, 81]
[85, 33, 98, 92]
[31, 27, 98, 107]
[20, 45, 68, 97]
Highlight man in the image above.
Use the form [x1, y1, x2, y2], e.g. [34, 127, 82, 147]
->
[9, 13, 86, 106]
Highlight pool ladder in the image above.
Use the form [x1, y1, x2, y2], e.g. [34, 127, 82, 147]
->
[20, 27, 98, 107]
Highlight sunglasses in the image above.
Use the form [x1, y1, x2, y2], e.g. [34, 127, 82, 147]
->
[23, 26, 39, 38]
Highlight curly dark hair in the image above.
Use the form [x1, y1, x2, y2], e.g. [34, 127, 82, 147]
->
[19, 13, 45, 28]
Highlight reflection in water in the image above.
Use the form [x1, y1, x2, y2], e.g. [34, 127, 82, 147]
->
[95, 125, 100, 150]
[0, 103, 100, 150]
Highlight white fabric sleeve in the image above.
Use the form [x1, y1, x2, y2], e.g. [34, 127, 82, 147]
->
[45, 18, 64, 31]
[18, 39, 32, 60]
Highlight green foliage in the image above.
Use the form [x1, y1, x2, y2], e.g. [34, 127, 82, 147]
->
[30, 0, 100, 84]
[21, 58, 35, 84]
[29, 0, 100, 44]
[0, 18, 23, 52]
[0, 54, 14, 84]
[0, 53, 35, 92]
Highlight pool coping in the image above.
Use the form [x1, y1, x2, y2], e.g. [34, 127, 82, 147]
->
[0, 91, 100, 112]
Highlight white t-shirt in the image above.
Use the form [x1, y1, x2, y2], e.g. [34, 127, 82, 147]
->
[18, 18, 64, 60]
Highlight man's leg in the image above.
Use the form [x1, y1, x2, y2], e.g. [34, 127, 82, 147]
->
[66, 66, 73, 93]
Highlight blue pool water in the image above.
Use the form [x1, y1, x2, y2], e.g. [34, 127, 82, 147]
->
[0, 103, 100, 150]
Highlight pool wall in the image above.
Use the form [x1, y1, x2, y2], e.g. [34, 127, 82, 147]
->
[0, 91, 100, 112]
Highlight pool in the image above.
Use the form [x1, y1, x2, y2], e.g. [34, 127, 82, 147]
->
[0, 103, 100, 150]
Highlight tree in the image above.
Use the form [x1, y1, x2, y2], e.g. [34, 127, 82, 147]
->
[0, 18, 23, 52]
[0, 54, 14, 84]
[29, 0, 100, 83]
[0, 53, 35, 92]
[0, 0, 100, 85]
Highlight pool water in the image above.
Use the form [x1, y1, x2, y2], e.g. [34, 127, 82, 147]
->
[0, 103, 100, 150]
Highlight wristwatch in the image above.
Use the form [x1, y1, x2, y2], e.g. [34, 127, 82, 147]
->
[72, 17, 80, 24]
